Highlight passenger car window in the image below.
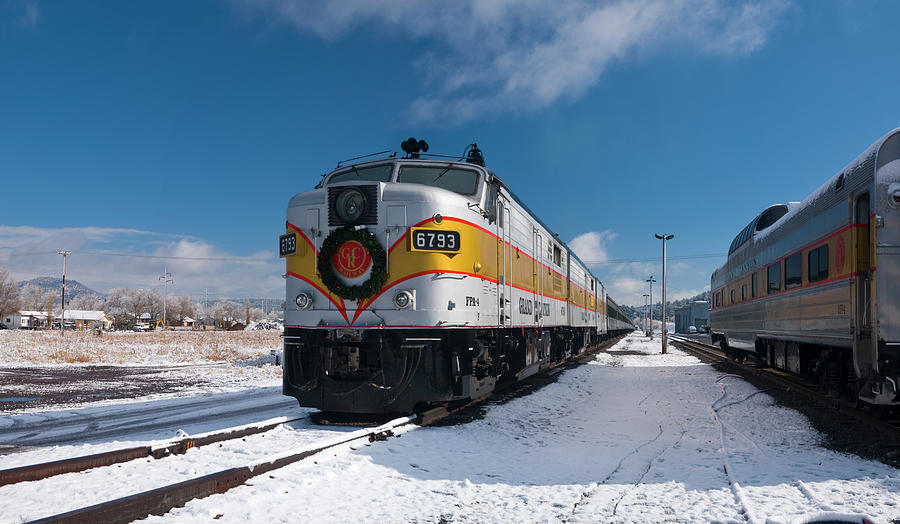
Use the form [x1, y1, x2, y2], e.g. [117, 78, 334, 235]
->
[785, 253, 802, 289]
[328, 164, 393, 184]
[767, 264, 781, 293]
[808, 245, 829, 282]
[397, 166, 480, 195]
[751, 272, 758, 298]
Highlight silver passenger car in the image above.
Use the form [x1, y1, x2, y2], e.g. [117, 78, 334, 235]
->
[710, 127, 900, 408]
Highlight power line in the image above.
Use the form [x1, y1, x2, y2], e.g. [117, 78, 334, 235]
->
[582, 253, 725, 265]
[3, 250, 275, 263]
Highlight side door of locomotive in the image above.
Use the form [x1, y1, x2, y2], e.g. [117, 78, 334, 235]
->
[497, 195, 512, 326]
[533, 229, 544, 327]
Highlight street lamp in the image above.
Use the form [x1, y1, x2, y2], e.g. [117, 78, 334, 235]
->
[654, 233, 674, 354]
[57, 251, 71, 337]
[645, 276, 656, 338]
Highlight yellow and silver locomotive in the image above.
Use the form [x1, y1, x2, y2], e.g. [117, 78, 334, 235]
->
[281, 139, 630, 414]
[711, 127, 900, 410]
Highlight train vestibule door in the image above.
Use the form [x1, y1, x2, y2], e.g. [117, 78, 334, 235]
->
[854, 193, 876, 379]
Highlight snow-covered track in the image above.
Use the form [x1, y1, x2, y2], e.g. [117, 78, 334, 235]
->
[670, 335, 900, 463]
[0, 416, 304, 487]
[22, 404, 484, 523]
[0, 387, 297, 450]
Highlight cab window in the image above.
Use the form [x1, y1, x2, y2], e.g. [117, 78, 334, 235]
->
[397, 166, 480, 195]
[328, 164, 393, 184]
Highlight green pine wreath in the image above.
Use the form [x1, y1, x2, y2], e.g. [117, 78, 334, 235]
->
[317, 226, 387, 301]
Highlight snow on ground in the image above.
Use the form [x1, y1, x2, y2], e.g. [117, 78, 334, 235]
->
[0, 330, 283, 415]
[0, 329, 282, 366]
[145, 332, 898, 523]
[1, 332, 897, 523]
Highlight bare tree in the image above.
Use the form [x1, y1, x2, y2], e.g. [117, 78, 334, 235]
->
[69, 293, 106, 311]
[105, 287, 130, 328]
[248, 307, 266, 323]
[0, 268, 21, 318]
[211, 299, 242, 328]
[19, 284, 49, 310]
[170, 294, 195, 324]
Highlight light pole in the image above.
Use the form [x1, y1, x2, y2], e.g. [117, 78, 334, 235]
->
[57, 251, 71, 337]
[159, 266, 173, 328]
[642, 293, 650, 333]
[645, 276, 656, 338]
[654, 233, 674, 354]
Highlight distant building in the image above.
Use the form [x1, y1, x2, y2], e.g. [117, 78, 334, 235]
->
[674, 301, 710, 333]
[61, 310, 114, 331]
[2, 312, 20, 328]
[4, 310, 49, 329]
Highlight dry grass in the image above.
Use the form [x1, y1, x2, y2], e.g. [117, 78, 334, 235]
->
[0, 330, 282, 365]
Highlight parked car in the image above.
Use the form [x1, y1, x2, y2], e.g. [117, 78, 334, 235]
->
[0, 322, 8, 330]
[688, 325, 698, 334]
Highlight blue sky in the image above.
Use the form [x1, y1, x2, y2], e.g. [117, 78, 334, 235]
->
[2, 0, 899, 305]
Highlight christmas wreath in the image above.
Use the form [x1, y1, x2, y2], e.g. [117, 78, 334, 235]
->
[317, 226, 387, 301]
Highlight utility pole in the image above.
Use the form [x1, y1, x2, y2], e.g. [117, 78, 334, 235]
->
[645, 276, 656, 338]
[159, 266, 173, 327]
[57, 251, 71, 336]
[654, 233, 675, 354]
[642, 293, 650, 334]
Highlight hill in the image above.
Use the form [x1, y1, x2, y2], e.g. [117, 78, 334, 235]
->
[17, 277, 104, 302]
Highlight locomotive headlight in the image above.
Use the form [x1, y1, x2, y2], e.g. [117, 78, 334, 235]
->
[295, 292, 313, 310]
[890, 184, 900, 207]
[394, 290, 414, 310]
[335, 187, 366, 223]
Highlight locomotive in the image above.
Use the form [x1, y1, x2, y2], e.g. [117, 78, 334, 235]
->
[280, 139, 632, 414]
[710, 127, 900, 410]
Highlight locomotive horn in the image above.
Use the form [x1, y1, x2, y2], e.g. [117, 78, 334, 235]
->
[401, 137, 429, 158]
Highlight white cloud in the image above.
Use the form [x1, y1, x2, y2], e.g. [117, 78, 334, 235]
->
[236, 0, 790, 123]
[0, 226, 282, 299]
[569, 230, 618, 265]
[568, 230, 711, 306]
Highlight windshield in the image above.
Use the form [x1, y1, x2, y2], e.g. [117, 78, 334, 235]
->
[397, 166, 480, 195]
[328, 164, 393, 184]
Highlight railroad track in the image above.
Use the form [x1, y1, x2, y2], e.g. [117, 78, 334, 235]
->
[3, 335, 625, 523]
[669, 335, 900, 464]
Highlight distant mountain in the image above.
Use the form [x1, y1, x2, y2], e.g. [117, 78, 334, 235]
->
[17, 277, 104, 301]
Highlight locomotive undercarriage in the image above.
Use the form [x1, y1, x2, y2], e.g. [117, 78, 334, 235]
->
[283, 326, 598, 414]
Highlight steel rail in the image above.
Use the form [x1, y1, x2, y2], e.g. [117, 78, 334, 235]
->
[0, 416, 305, 487]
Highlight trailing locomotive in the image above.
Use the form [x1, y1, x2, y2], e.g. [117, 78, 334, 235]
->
[281, 139, 631, 414]
[710, 127, 900, 410]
